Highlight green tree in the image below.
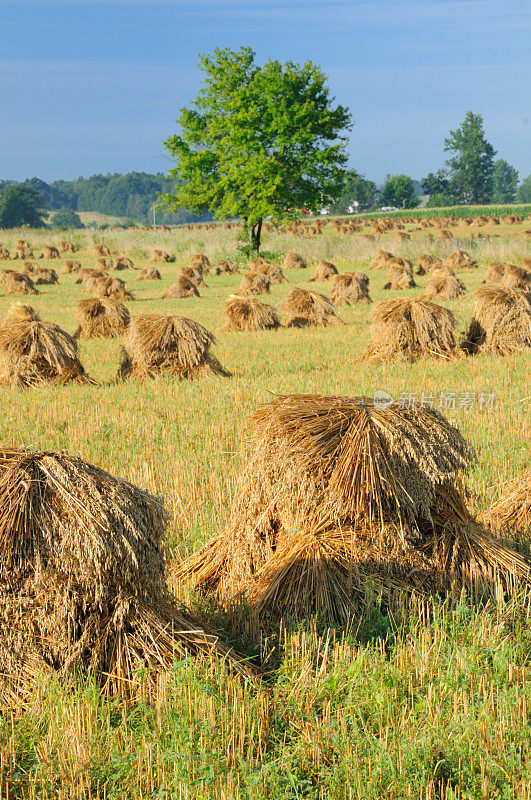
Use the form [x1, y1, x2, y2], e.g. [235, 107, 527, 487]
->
[50, 208, 84, 230]
[330, 169, 379, 213]
[0, 185, 46, 228]
[422, 169, 450, 198]
[444, 112, 496, 203]
[491, 159, 519, 203]
[162, 47, 352, 251]
[516, 174, 531, 203]
[380, 174, 419, 209]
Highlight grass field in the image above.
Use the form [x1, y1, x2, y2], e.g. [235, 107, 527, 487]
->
[0, 216, 529, 798]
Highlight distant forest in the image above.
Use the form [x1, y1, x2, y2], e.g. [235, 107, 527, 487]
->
[0, 173, 212, 225]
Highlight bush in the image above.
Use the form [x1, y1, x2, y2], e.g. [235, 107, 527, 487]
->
[50, 208, 84, 230]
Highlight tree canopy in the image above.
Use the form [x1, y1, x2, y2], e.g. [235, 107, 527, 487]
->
[50, 208, 85, 230]
[516, 174, 531, 204]
[162, 47, 352, 249]
[0, 185, 47, 228]
[380, 175, 419, 209]
[491, 159, 519, 203]
[329, 170, 378, 213]
[443, 112, 496, 204]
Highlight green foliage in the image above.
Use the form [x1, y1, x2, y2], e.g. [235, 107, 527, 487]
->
[50, 208, 84, 230]
[163, 47, 352, 249]
[380, 174, 420, 209]
[422, 169, 450, 198]
[516, 174, 531, 203]
[491, 159, 518, 203]
[329, 169, 379, 213]
[426, 192, 454, 207]
[0, 184, 47, 228]
[444, 112, 496, 203]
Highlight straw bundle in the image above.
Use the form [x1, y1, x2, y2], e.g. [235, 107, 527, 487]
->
[62, 259, 81, 274]
[97, 257, 114, 271]
[215, 260, 240, 275]
[179, 266, 205, 287]
[329, 272, 371, 305]
[0, 304, 93, 387]
[149, 249, 172, 263]
[481, 470, 531, 534]
[74, 297, 130, 339]
[118, 314, 229, 381]
[310, 260, 338, 281]
[362, 298, 457, 363]
[76, 268, 107, 286]
[223, 295, 280, 332]
[137, 266, 161, 281]
[421, 268, 466, 301]
[22, 261, 37, 275]
[92, 244, 111, 257]
[384, 259, 416, 290]
[59, 241, 75, 253]
[33, 268, 59, 285]
[0, 448, 253, 701]
[417, 255, 443, 275]
[190, 254, 211, 275]
[163, 277, 200, 299]
[445, 250, 477, 269]
[371, 250, 393, 270]
[283, 252, 306, 270]
[484, 262, 507, 284]
[93, 276, 134, 301]
[14, 244, 33, 260]
[462, 287, 531, 355]
[283, 288, 342, 327]
[176, 394, 529, 624]
[0, 247, 11, 260]
[115, 257, 134, 270]
[251, 261, 287, 285]
[500, 264, 531, 291]
[0, 270, 40, 296]
[39, 246, 60, 259]
[238, 272, 271, 296]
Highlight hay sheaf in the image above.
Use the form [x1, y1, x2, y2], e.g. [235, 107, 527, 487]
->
[445, 250, 477, 270]
[371, 250, 393, 270]
[421, 269, 466, 301]
[481, 470, 531, 535]
[384, 259, 416, 290]
[190, 254, 211, 275]
[179, 266, 205, 287]
[283, 288, 342, 327]
[500, 264, 531, 291]
[59, 241, 75, 253]
[163, 277, 200, 299]
[92, 244, 111, 257]
[39, 246, 60, 260]
[0, 304, 93, 387]
[329, 272, 371, 305]
[250, 261, 287, 285]
[362, 298, 457, 363]
[238, 272, 271, 296]
[33, 268, 59, 286]
[115, 257, 134, 270]
[0, 247, 11, 260]
[92, 276, 134, 302]
[215, 260, 239, 275]
[62, 259, 81, 274]
[310, 260, 338, 282]
[0, 270, 40, 296]
[0, 448, 254, 701]
[137, 266, 161, 281]
[118, 314, 230, 381]
[74, 298, 130, 339]
[462, 287, 531, 355]
[176, 394, 529, 625]
[417, 254, 443, 275]
[484, 262, 507, 284]
[223, 295, 280, 332]
[282, 252, 306, 270]
[149, 249, 173, 263]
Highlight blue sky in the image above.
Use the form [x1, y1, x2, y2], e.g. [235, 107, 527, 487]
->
[1, 0, 530, 184]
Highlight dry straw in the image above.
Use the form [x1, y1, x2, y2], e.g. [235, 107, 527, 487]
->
[215, 259, 239, 275]
[0, 304, 93, 387]
[481, 470, 531, 535]
[238, 272, 271, 296]
[463, 287, 531, 355]
[283, 288, 342, 327]
[417, 254, 443, 275]
[118, 313, 230, 381]
[93, 275, 134, 301]
[176, 394, 530, 625]
[282, 252, 307, 270]
[74, 297, 130, 339]
[329, 272, 371, 305]
[310, 260, 338, 282]
[0, 270, 40, 296]
[362, 298, 457, 363]
[384, 258, 416, 290]
[163, 277, 200, 299]
[0, 448, 254, 702]
[137, 266, 161, 281]
[223, 295, 280, 332]
[421, 268, 466, 301]
[445, 250, 477, 269]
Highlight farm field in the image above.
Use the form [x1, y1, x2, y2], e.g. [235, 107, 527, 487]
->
[0, 215, 530, 799]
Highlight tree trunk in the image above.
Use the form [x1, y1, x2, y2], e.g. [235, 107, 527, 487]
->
[250, 218, 262, 252]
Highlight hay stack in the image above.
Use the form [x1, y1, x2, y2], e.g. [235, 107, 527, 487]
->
[163, 277, 200, 299]
[362, 298, 457, 363]
[74, 298, 130, 339]
[59, 241, 75, 253]
[62, 259, 81, 274]
[115, 257, 134, 270]
[138, 266, 161, 281]
[33, 268, 59, 285]
[238, 272, 271, 296]
[92, 244, 111, 257]
[223, 295, 280, 332]
[484, 262, 507, 284]
[445, 250, 477, 270]
[179, 266, 205, 287]
[384, 258, 416, 290]
[251, 261, 287, 284]
[283, 288, 342, 327]
[215, 259, 239, 275]
[421, 268, 465, 301]
[462, 288, 531, 355]
[417, 255, 443, 275]
[329, 272, 371, 305]
[93, 276, 134, 301]
[0, 270, 40, 296]
[481, 470, 531, 535]
[283, 252, 306, 270]
[0, 304, 92, 387]
[22, 261, 38, 275]
[118, 314, 229, 381]
[149, 249, 172, 263]
[39, 246, 60, 259]
[14, 243, 33, 259]
[0, 247, 10, 260]
[176, 394, 529, 624]
[371, 250, 393, 270]
[310, 260, 338, 281]
[97, 257, 114, 271]
[500, 264, 531, 291]
[190, 254, 211, 275]
[0, 448, 253, 701]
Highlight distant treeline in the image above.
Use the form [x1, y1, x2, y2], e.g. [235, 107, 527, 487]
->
[0, 173, 212, 225]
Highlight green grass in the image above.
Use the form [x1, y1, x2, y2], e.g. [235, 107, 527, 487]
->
[0, 220, 529, 798]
